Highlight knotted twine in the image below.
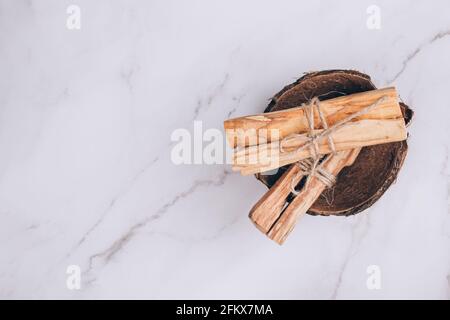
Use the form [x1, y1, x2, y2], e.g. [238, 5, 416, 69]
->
[279, 95, 388, 195]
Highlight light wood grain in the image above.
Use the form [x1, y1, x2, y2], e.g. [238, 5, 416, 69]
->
[233, 118, 406, 175]
[224, 87, 401, 149]
[249, 164, 304, 234]
[266, 148, 361, 245]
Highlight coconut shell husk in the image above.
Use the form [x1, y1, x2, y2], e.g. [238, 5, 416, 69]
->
[256, 70, 413, 216]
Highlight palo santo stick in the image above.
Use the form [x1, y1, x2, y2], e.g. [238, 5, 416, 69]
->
[249, 164, 305, 234]
[234, 118, 406, 175]
[249, 148, 360, 236]
[267, 148, 361, 245]
[224, 87, 400, 148]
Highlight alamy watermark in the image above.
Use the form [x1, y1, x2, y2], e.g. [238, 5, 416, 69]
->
[170, 121, 280, 173]
[66, 5, 81, 30]
[366, 5, 381, 30]
[366, 265, 381, 290]
[66, 264, 81, 290]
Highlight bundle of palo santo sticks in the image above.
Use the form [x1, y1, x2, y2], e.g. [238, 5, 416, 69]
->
[224, 87, 407, 244]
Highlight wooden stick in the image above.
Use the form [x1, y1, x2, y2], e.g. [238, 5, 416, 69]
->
[249, 163, 305, 234]
[224, 87, 401, 149]
[233, 118, 406, 175]
[266, 148, 361, 245]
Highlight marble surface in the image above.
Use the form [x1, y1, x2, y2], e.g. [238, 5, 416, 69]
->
[0, 0, 449, 299]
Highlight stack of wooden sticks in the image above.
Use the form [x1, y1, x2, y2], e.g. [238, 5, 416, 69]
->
[224, 87, 407, 244]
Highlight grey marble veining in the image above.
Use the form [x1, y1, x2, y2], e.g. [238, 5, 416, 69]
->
[0, 0, 449, 299]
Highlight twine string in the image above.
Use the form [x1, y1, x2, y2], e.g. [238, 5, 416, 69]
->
[282, 95, 388, 195]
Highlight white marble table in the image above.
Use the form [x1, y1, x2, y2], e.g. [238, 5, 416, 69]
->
[0, 0, 449, 299]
